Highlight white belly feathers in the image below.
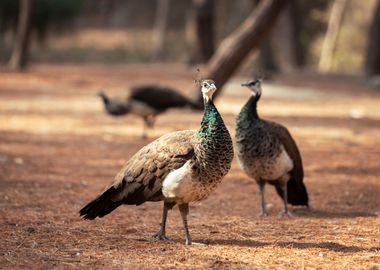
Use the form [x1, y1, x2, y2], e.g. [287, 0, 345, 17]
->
[162, 161, 211, 203]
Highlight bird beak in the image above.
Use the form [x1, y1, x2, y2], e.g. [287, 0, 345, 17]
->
[241, 82, 249, 87]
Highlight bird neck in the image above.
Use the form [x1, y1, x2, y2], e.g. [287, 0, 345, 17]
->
[239, 94, 260, 121]
[194, 100, 233, 178]
[200, 100, 219, 134]
[99, 94, 110, 105]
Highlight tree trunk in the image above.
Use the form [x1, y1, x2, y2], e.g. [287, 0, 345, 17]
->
[9, 0, 32, 71]
[258, 40, 278, 73]
[274, 0, 304, 72]
[365, 0, 380, 76]
[255, 0, 278, 73]
[194, 0, 288, 105]
[318, 0, 348, 73]
[185, 0, 215, 64]
[152, 0, 170, 61]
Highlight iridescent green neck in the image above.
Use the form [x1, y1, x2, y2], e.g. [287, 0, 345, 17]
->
[198, 101, 221, 144]
[194, 99, 233, 180]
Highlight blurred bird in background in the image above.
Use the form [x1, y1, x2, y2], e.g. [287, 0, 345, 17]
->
[98, 84, 201, 138]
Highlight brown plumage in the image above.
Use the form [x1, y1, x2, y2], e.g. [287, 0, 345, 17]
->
[81, 80, 233, 245]
[235, 79, 308, 217]
[98, 85, 201, 138]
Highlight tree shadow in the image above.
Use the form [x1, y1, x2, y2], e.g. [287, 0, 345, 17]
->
[204, 239, 271, 248]
[204, 239, 368, 253]
[292, 208, 378, 219]
[276, 241, 364, 253]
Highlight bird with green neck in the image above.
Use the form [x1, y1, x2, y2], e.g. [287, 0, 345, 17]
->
[236, 79, 308, 217]
[80, 79, 233, 245]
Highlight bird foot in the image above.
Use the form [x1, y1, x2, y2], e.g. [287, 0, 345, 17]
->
[277, 211, 292, 218]
[258, 211, 268, 217]
[153, 231, 171, 241]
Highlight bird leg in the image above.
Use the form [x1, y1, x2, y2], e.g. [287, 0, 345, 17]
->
[278, 181, 291, 218]
[178, 203, 192, 245]
[146, 115, 155, 128]
[142, 120, 148, 139]
[142, 116, 155, 139]
[257, 180, 268, 217]
[153, 202, 173, 241]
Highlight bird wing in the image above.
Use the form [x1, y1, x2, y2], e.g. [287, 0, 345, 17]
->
[271, 122, 304, 181]
[111, 130, 196, 204]
[270, 122, 308, 206]
[130, 85, 197, 111]
[80, 130, 196, 219]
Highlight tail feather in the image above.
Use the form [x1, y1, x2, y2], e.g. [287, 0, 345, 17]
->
[79, 186, 122, 220]
[274, 178, 309, 206]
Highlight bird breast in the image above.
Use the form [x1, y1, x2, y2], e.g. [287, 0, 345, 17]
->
[162, 161, 217, 204]
[236, 122, 293, 181]
[237, 145, 293, 181]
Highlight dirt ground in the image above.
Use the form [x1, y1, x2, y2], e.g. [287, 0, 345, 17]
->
[0, 64, 379, 269]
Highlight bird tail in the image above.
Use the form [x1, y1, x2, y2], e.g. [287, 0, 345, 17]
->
[79, 186, 122, 220]
[274, 178, 309, 206]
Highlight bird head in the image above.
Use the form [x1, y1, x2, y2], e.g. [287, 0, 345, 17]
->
[97, 91, 106, 98]
[198, 79, 217, 103]
[241, 79, 262, 99]
[97, 91, 109, 104]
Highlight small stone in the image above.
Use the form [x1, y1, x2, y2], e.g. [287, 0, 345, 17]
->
[14, 157, 24, 164]
[31, 241, 38, 248]
[349, 108, 364, 119]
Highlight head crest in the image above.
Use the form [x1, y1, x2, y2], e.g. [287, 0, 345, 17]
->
[194, 68, 204, 86]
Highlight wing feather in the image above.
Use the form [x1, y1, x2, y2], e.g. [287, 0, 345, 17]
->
[112, 130, 196, 204]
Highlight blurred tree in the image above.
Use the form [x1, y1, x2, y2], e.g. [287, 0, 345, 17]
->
[0, 0, 84, 69]
[365, 0, 380, 76]
[258, 40, 278, 73]
[185, 0, 215, 64]
[254, 0, 278, 73]
[8, 0, 32, 71]
[318, 0, 348, 72]
[274, 0, 304, 72]
[194, 0, 287, 104]
[152, 0, 170, 61]
[257, 0, 304, 74]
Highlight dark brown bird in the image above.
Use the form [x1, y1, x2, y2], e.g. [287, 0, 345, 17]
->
[81, 80, 234, 245]
[235, 79, 308, 217]
[98, 85, 201, 138]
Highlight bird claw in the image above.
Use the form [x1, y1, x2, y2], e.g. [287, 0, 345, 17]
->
[153, 231, 171, 241]
[277, 211, 292, 218]
[259, 212, 268, 217]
